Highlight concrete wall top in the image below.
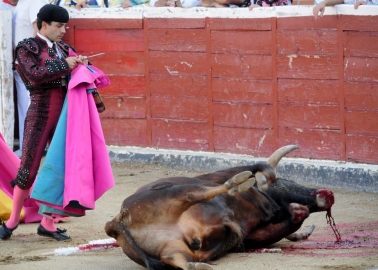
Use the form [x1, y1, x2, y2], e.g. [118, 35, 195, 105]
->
[67, 5, 378, 19]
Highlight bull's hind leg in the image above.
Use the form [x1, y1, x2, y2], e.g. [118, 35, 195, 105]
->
[160, 240, 213, 270]
[177, 171, 252, 252]
[194, 171, 254, 200]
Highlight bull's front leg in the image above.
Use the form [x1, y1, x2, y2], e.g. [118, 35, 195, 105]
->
[243, 220, 303, 249]
[243, 203, 310, 249]
[285, 224, 316, 241]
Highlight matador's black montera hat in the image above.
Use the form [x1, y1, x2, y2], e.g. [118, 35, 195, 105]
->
[37, 4, 69, 23]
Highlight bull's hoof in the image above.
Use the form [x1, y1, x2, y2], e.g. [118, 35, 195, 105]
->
[237, 177, 256, 193]
[187, 262, 213, 270]
[255, 172, 268, 192]
[285, 224, 316, 241]
[224, 171, 253, 195]
[289, 203, 309, 224]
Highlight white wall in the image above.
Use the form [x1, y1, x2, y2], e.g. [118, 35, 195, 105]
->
[0, 9, 14, 149]
[66, 5, 377, 19]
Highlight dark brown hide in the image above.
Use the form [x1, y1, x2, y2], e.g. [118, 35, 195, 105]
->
[105, 146, 334, 270]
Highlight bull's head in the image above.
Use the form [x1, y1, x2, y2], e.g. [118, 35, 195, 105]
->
[255, 145, 299, 192]
[255, 145, 334, 211]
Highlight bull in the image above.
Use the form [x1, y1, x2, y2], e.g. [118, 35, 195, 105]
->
[105, 145, 334, 270]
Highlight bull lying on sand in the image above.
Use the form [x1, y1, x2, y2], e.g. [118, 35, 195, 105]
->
[105, 145, 334, 270]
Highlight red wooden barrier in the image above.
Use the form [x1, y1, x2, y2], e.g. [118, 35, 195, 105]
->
[65, 8, 378, 164]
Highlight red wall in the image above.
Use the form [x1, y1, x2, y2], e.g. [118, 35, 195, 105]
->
[65, 14, 378, 164]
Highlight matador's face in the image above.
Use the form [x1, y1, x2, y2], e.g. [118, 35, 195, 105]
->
[44, 21, 67, 42]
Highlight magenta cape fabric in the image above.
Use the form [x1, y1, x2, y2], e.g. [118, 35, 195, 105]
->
[30, 50, 114, 217]
[64, 58, 115, 210]
[0, 133, 41, 223]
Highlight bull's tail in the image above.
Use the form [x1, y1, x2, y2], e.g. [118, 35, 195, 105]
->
[105, 220, 170, 270]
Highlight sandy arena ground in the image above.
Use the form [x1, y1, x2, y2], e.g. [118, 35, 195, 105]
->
[1, 161, 378, 270]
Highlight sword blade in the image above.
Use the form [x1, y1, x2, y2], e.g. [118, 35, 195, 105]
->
[85, 52, 105, 59]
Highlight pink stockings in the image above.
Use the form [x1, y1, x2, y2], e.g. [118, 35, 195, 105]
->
[5, 186, 29, 229]
[40, 216, 57, 231]
[6, 186, 57, 232]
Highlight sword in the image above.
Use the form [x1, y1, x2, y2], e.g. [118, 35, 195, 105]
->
[84, 52, 105, 60]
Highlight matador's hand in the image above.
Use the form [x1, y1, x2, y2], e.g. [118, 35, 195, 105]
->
[66, 57, 80, 69]
[77, 55, 89, 66]
[354, 0, 367, 9]
[76, 0, 88, 10]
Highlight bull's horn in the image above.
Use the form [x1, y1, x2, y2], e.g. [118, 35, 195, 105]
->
[267, 145, 299, 170]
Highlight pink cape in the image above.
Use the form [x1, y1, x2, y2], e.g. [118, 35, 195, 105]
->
[0, 133, 41, 223]
[30, 50, 114, 216]
[64, 54, 115, 210]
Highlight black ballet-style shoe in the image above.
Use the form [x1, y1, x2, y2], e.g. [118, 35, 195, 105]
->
[37, 224, 71, 241]
[0, 222, 18, 240]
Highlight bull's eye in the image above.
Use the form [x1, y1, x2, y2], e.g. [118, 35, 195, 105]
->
[187, 194, 194, 200]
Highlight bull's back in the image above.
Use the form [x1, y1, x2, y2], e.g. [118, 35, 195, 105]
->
[195, 163, 274, 185]
[136, 176, 218, 192]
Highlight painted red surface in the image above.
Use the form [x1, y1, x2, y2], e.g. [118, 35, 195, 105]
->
[151, 119, 210, 150]
[151, 96, 209, 120]
[214, 126, 276, 156]
[149, 29, 206, 52]
[150, 74, 207, 97]
[65, 15, 378, 164]
[212, 30, 272, 54]
[213, 78, 273, 103]
[278, 79, 339, 104]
